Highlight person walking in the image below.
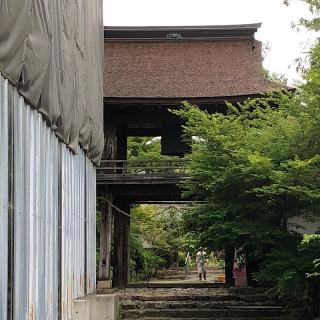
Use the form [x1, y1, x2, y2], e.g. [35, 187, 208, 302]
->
[196, 247, 207, 280]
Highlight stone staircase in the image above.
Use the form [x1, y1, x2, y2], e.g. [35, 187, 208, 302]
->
[154, 268, 188, 280]
[119, 287, 300, 320]
[154, 266, 223, 281]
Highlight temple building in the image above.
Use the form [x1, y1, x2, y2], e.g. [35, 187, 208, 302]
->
[99, 23, 278, 287]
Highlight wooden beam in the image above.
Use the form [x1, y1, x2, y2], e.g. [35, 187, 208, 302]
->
[104, 94, 261, 106]
[113, 113, 182, 125]
[107, 184, 184, 203]
[126, 128, 162, 137]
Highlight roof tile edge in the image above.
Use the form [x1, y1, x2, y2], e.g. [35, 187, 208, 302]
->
[104, 23, 262, 42]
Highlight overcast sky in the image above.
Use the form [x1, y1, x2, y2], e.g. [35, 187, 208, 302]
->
[104, 0, 317, 84]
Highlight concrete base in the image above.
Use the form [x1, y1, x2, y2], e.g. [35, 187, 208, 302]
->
[73, 294, 119, 320]
[73, 298, 90, 319]
[97, 280, 113, 289]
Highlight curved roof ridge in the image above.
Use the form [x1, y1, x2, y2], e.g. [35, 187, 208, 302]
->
[104, 23, 262, 30]
[104, 24, 262, 42]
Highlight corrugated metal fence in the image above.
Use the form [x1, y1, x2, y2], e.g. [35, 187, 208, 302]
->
[0, 74, 97, 320]
[0, 73, 9, 320]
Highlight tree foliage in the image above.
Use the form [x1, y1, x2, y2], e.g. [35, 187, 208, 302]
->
[127, 136, 179, 160]
[127, 138, 186, 279]
[172, 2, 320, 306]
[174, 92, 320, 250]
[128, 137, 162, 160]
[129, 204, 187, 279]
[173, 99, 320, 311]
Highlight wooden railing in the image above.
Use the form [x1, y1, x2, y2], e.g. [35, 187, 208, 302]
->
[97, 160, 188, 184]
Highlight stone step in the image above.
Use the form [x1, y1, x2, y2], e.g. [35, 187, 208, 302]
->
[121, 300, 280, 311]
[154, 275, 187, 280]
[124, 318, 295, 320]
[155, 272, 220, 278]
[157, 268, 220, 274]
[118, 287, 289, 320]
[125, 283, 225, 289]
[120, 293, 277, 303]
[154, 274, 221, 280]
[121, 294, 235, 302]
[121, 306, 285, 318]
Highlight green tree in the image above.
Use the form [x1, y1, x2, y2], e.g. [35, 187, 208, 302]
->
[172, 21, 320, 309]
[129, 204, 187, 279]
[127, 136, 179, 160]
[174, 92, 320, 311]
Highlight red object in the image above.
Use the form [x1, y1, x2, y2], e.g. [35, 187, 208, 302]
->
[233, 263, 246, 278]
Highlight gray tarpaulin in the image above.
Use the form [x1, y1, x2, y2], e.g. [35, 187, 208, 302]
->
[0, 0, 104, 163]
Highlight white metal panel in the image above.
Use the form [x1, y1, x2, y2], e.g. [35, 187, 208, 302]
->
[13, 91, 61, 320]
[13, 85, 30, 320]
[0, 75, 9, 320]
[86, 159, 97, 294]
[61, 146, 95, 320]
[0, 73, 98, 320]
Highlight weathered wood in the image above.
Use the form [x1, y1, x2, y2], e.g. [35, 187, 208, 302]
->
[103, 120, 117, 160]
[99, 119, 117, 281]
[116, 127, 127, 160]
[98, 193, 113, 281]
[96, 160, 188, 185]
[113, 199, 130, 288]
[98, 199, 108, 280]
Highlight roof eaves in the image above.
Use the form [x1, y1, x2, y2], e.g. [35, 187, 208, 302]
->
[104, 23, 262, 42]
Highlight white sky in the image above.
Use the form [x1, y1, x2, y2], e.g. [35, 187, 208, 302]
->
[104, 0, 317, 84]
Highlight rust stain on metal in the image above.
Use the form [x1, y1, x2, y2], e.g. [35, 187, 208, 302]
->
[29, 304, 34, 320]
[48, 290, 53, 304]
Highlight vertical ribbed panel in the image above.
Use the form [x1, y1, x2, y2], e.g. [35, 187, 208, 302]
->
[0, 75, 9, 320]
[12, 93, 59, 320]
[0, 73, 97, 320]
[86, 158, 97, 294]
[13, 94, 60, 320]
[61, 146, 95, 320]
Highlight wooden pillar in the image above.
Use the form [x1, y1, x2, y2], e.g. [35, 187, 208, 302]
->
[116, 125, 127, 160]
[101, 118, 129, 287]
[98, 192, 113, 281]
[225, 245, 235, 287]
[113, 127, 129, 288]
[103, 119, 117, 160]
[98, 117, 117, 282]
[113, 198, 130, 288]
